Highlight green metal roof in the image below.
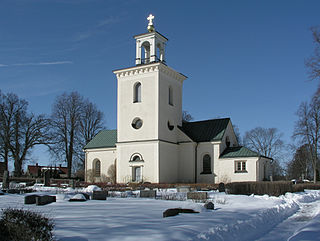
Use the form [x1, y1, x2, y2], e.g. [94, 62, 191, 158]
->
[179, 118, 230, 142]
[220, 146, 260, 158]
[84, 129, 117, 149]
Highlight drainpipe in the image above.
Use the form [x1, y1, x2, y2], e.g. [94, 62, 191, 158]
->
[195, 142, 199, 183]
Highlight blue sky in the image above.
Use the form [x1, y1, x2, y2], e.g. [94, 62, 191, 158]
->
[0, 0, 319, 166]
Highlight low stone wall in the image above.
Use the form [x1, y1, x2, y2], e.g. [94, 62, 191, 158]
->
[187, 192, 207, 201]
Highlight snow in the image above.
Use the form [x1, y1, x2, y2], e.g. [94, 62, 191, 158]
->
[69, 194, 87, 201]
[0, 189, 320, 240]
[83, 185, 101, 192]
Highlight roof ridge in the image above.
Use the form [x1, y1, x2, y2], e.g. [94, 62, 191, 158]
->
[185, 117, 230, 124]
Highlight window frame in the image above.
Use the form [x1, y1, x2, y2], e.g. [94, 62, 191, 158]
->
[129, 153, 144, 162]
[168, 86, 173, 106]
[93, 159, 101, 177]
[234, 160, 247, 173]
[201, 154, 212, 174]
[131, 117, 143, 129]
[133, 82, 141, 103]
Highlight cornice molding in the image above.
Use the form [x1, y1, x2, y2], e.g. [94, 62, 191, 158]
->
[114, 63, 159, 78]
[159, 64, 187, 83]
[113, 63, 187, 83]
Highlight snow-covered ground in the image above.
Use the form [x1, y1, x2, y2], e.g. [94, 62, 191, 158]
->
[1, 188, 320, 241]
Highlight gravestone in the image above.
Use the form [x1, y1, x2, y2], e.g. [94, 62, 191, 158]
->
[3, 171, 9, 189]
[177, 186, 191, 193]
[163, 208, 199, 218]
[44, 170, 50, 186]
[7, 189, 19, 194]
[218, 183, 225, 192]
[92, 191, 108, 200]
[204, 201, 215, 210]
[36, 195, 56, 205]
[187, 192, 207, 201]
[140, 190, 156, 198]
[25, 195, 40, 204]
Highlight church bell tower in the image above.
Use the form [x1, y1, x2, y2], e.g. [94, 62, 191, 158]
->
[135, 14, 167, 65]
[113, 14, 187, 183]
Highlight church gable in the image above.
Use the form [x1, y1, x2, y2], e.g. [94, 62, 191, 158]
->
[84, 130, 117, 149]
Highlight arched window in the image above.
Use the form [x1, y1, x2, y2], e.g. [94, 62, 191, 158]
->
[133, 82, 141, 103]
[141, 41, 150, 64]
[130, 153, 143, 162]
[202, 154, 211, 174]
[168, 86, 173, 106]
[132, 155, 141, 162]
[93, 159, 101, 177]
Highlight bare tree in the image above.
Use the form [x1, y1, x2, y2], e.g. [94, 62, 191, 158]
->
[0, 92, 49, 176]
[243, 127, 284, 159]
[286, 144, 312, 180]
[305, 26, 320, 89]
[76, 101, 104, 169]
[293, 93, 320, 183]
[49, 92, 83, 178]
[0, 90, 11, 170]
[49, 92, 105, 177]
[243, 127, 284, 179]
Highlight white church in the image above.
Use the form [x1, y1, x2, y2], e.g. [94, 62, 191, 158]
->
[84, 15, 271, 184]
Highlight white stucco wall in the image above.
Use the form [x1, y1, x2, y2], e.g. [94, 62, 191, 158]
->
[158, 69, 183, 143]
[159, 142, 179, 183]
[114, 63, 186, 145]
[257, 157, 271, 181]
[115, 64, 160, 143]
[197, 142, 215, 183]
[116, 141, 159, 183]
[217, 157, 259, 183]
[85, 148, 117, 182]
[178, 142, 195, 183]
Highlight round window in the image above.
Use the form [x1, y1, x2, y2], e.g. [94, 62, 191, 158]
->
[132, 118, 143, 129]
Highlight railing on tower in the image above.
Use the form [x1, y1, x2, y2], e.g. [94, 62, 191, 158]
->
[138, 57, 166, 65]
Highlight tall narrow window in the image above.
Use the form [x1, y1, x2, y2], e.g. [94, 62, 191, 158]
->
[169, 86, 173, 106]
[202, 154, 211, 174]
[93, 159, 101, 177]
[134, 82, 141, 103]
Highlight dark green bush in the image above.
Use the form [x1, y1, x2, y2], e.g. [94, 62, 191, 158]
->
[226, 182, 297, 196]
[0, 208, 54, 241]
[294, 183, 320, 192]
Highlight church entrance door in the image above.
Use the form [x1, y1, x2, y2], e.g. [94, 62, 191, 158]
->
[135, 167, 142, 182]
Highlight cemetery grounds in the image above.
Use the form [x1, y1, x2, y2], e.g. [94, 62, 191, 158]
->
[0, 186, 320, 240]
